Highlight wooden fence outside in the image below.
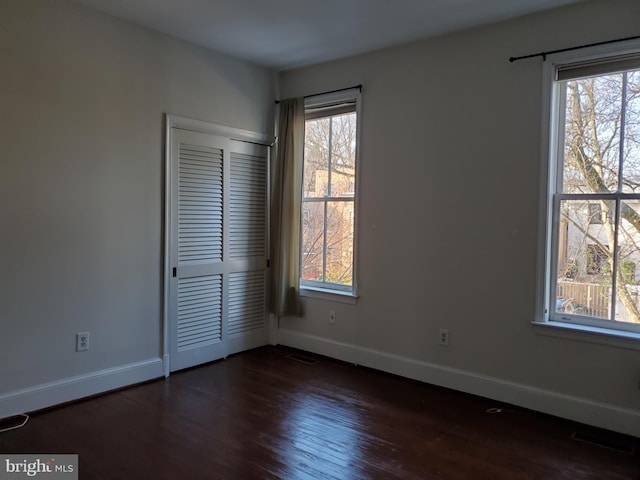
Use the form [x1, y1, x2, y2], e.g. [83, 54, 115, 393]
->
[557, 281, 610, 318]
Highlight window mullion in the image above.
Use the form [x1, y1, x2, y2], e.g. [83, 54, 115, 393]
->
[303, 196, 355, 202]
[617, 71, 628, 194]
[555, 82, 567, 195]
[556, 192, 627, 200]
[327, 117, 333, 197]
[549, 193, 562, 321]
[610, 199, 621, 321]
[322, 200, 328, 283]
[610, 72, 628, 321]
[323, 115, 333, 284]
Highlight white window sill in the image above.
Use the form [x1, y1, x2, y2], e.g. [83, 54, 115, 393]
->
[532, 320, 640, 351]
[300, 286, 358, 304]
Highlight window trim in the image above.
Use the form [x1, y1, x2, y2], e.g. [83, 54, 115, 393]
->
[300, 88, 361, 299]
[536, 38, 640, 343]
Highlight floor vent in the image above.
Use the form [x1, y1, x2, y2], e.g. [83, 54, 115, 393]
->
[287, 354, 319, 365]
[571, 431, 636, 455]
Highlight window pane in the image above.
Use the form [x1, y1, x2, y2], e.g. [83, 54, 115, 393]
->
[622, 70, 640, 193]
[303, 118, 330, 198]
[325, 201, 354, 286]
[562, 75, 622, 194]
[555, 199, 612, 319]
[615, 201, 640, 323]
[301, 202, 324, 281]
[330, 113, 357, 197]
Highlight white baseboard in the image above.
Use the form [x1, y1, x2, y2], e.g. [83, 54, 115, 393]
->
[0, 358, 164, 420]
[277, 329, 640, 438]
[163, 354, 170, 378]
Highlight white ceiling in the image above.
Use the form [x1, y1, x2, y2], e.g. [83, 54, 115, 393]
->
[72, 0, 583, 71]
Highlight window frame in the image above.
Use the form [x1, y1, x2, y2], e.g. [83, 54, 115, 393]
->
[537, 39, 640, 344]
[299, 88, 362, 300]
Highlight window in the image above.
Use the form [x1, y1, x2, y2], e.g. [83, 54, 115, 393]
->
[300, 89, 361, 296]
[586, 244, 608, 275]
[541, 40, 640, 335]
[587, 203, 603, 224]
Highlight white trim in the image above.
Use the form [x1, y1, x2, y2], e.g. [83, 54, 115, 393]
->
[300, 286, 358, 304]
[277, 328, 357, 364]
[163, 354, 170, 377]
[166, 114, 274, 146]
[277, 329, 640, 438]
[545, 38, 640, 73]
[304, 87, 361, 110]
[536, 58, 555, 326]
[352, 90, 363, 299]
[532, 320, 640, 350]
[163, 115, 172, 377]
[268, 314, 279, 346]
[0, 358, 164, 420]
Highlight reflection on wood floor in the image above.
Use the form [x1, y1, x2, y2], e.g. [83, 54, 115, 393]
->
[1, 346, 638, 479]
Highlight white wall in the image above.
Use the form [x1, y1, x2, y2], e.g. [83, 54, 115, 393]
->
[0, 0, 274, 414]
[278, 0, 640, 437]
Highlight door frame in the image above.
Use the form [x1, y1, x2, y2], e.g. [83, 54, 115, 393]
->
[163, 114, 274, 376]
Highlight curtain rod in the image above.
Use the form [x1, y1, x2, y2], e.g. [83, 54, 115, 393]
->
[274, 84, 362, 105]
[509, 34, 640, 63]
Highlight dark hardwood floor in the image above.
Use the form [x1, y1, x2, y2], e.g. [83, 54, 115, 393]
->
[1, 346, 638, 479]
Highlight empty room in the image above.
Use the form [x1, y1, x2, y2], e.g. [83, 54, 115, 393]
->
[1, 0, 639, 478]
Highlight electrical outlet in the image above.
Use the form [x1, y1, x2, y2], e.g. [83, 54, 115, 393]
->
[329, 310, 336, 324]
[76, 332, 89, 352]
[438, 328, 449, 346]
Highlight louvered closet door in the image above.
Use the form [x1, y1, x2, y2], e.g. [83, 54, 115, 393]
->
[226, 141, 269, 355]
[169, 129, 269, 372]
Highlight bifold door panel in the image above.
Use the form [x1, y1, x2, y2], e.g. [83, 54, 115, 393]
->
[168, 127, 268, 372]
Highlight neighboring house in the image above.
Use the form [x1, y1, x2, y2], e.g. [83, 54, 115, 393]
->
[557, 200, 640, 321]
